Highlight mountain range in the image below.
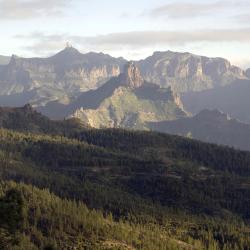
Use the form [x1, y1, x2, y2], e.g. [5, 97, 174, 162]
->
[1, 46, 250, 150]
[182, 79, 250, 124]
[0, 46, 250, 249]
[0, 105, 249, 249]
[37, 62, 187, 128]
[0, 47, 125, 107]
[0, 46, 248, 109]
[149, 109, 250, 151]
[137, 51, 247, 92]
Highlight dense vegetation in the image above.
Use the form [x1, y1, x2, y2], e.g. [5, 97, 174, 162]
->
[0, 107, 250, 249]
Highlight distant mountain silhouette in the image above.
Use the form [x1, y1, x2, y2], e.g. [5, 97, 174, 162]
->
[182, 79, 250, 123]
[149, 109, 250, 151]
[0, 48, 246, 110]
[39, 62, 187, 128]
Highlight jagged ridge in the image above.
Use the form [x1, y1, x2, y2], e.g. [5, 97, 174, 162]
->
[70, 62, 187, 128]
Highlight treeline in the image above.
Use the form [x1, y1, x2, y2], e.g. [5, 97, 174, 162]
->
[0, 181, 182, 250]
[0, 106, 250, 249]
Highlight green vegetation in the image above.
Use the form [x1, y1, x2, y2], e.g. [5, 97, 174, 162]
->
[0, 181, 181, 250]
[0, 108, 250, 249]
[73, 85, 185, 129]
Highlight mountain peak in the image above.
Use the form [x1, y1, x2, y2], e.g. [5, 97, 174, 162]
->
[51, 45, 82, 61]
[63, 44, 79, 53]
[8, 54, 19, 65]
[121, 62, 144, 88]
[195, 109, 231, 121]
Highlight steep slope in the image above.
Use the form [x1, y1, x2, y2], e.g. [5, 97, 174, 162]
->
[0, 104, 87, 135]
[69, 62, 187, 129]
[148, 109, 250, 151]
[0, 181, 182, 250]
[0, 114, 250, 249]
[0, 46, 126, 106]
[0, 48, 247, 112]
[182, 79, 250, 123]
[137, 51, 246, 93]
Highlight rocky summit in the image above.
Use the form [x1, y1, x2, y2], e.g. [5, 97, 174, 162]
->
[70, 62, 187, 129]
[137, 51, 247, 92]
[120, 62, 144, 89]
[0, 48, 247, 110]
[0, 47, 126, 107]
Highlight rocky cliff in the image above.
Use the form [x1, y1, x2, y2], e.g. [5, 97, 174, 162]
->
[137, 51, 246, 93]
[70, 62, 187, 129]
[0, 47, 126, 106]
[0, 48, 247, 116]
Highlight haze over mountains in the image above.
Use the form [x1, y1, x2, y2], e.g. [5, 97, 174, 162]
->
[0, 47, 126, 107]
[149, 109, 250, 151]
[182, 79, 250, 124]
[0, 46, 248, 108]
[1, 46, 250, 150]
[0, 55, 10, 65]
[2, 0, 250, 247]
[68, 63, 187, 129]
[0, 104, 250, 249]
[137, 51, 247, 93]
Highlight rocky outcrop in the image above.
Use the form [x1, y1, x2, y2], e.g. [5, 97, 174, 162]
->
[0, 47, 126, 106]
[137, 51, 247, 93]
[120, 62, 144, 89]
[0, 48, 247, 115]
[69, 64, 187, 129]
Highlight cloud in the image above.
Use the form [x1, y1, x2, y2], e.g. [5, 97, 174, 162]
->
[0, 0, 70, 19]
[148, 1, 250, 19]
[86, 29, 250, 45]
[234, 14, 250, 22]
[16, 28, 250, 55]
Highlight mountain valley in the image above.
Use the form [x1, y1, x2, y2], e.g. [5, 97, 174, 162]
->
[0, 48, 250, 250]
[0, 106, 249, 249]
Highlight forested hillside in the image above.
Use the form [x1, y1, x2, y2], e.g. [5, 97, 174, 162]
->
[0, 108, 249, 249]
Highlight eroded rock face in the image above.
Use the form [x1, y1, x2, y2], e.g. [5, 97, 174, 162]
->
[0, 47, 126, 105]
[137, 51, 247, 93]
[68, 65, 187, 129]
[120, 62, 144, 89]
[0, 48, 247, 114]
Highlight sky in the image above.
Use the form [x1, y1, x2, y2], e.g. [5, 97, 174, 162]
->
[0, 0, 250, 68]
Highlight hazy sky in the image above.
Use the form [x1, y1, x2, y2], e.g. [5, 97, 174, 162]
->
[0, 0, 250, 68]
